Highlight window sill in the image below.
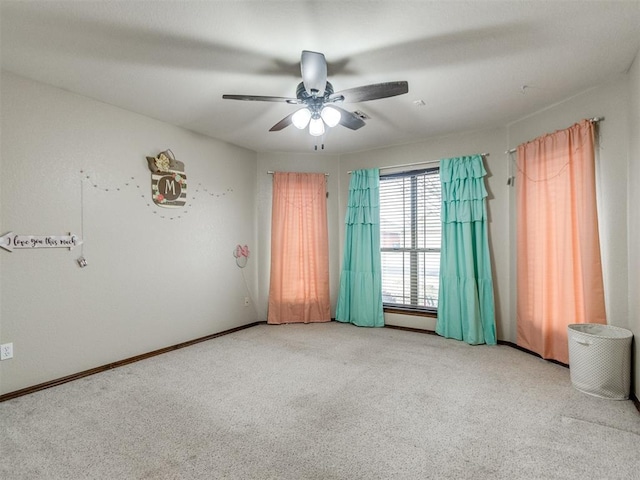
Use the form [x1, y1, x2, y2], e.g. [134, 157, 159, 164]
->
[383, 307, 437, 318]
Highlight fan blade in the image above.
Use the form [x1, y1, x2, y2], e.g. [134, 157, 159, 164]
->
[301, 50, 327, 97]
[223, 94, 300, 104]
[329, 81, 409, 103]
[269, 113, 295, 132]
[331, 106, 366, 130]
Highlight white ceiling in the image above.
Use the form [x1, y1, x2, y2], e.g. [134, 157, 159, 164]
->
[2, 1, 639, 155]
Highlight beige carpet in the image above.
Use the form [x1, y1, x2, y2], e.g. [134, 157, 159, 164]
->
[1, 322, 639, 479]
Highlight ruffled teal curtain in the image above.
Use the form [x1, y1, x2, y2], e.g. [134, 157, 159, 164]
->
[335, 169, 384, 327]
[436, 155, 496, 345]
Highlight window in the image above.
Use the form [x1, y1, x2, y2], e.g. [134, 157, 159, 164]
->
[379, 167, 441, 312]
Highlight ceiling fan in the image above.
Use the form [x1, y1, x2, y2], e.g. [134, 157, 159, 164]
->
[222, 50, 409, 138]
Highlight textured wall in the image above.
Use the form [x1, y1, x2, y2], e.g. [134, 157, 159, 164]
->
[2, 60, 638, 399]
[0, 73, 258, 394]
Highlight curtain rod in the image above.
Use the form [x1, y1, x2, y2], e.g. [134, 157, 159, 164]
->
[348, 153, 490, 174]
[267, 171, 329, 176]
[505, 117, 604, 154]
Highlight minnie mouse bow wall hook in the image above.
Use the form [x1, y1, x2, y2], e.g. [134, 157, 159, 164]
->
[146, 149, 187, 208]
[234, 244, 250, 268]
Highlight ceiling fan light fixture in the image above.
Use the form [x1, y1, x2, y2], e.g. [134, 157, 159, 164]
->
[291, 108, 312, 129]
[320, 106, 341, 128]
[222, 51, 409, 145]
[309, 117, 325, 137]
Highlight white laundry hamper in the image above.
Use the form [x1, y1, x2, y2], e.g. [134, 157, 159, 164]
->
[567, 324, 633, 400]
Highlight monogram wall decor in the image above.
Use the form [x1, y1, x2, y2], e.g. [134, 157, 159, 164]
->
[146, 149, 187, 208]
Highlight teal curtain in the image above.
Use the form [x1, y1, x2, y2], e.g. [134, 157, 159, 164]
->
[436, 155, 497, 345]
[335, 169, 384, 327]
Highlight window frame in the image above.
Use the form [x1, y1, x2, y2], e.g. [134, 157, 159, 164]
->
[379, 166, 441, 315]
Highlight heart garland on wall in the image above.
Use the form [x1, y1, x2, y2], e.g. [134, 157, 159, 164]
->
[79, 150, 234, 221]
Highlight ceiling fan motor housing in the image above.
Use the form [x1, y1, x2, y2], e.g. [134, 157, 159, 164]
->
[296, 82, 339, 115]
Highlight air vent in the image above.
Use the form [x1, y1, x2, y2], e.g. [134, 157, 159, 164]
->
[352, 110, 371, 120]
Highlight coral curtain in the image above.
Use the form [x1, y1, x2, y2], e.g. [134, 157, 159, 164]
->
[267, 172, 330, 324]
[335, 169, 384, 327]
[516, 120, 606, 364]
[436, 155, 497, 345]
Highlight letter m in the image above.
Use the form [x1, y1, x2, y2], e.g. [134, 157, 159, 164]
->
[164, 180, 176, 196]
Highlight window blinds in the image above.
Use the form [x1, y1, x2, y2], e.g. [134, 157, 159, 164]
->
[379, 167, 441, 311]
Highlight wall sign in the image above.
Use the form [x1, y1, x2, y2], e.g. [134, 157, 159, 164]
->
[0, 232, 82, 252]
[146, 150, 187, 208]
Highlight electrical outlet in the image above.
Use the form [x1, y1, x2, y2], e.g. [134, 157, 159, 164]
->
[0, 343, 13, 360]
[244, 297, 250, 307]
